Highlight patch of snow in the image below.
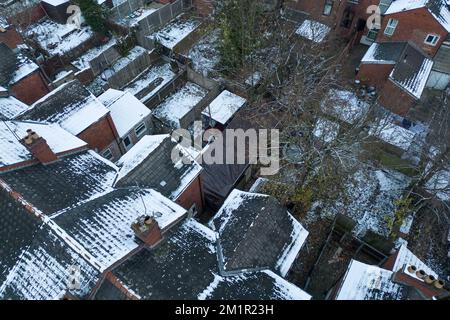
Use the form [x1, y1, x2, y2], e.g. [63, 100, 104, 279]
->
[98, 89, 151, 138]
[154, 82, 208, 128]
[151, 18, 200, 50]
[313, 118, 340, 143]
[115, 134, 168, 183]
[321, 89, 370, 124]
[295, 19, 331, 43]
[202, 90, 247, 126]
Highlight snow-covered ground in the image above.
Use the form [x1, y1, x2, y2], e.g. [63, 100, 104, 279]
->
[188, 29, 221, 76]
[306, 168, 411, 237]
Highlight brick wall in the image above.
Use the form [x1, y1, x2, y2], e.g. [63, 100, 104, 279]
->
[285, 0, 380, 40]
[357, 63, 395, 88]
[0, 28, 23, 49]
[193, 0, 214, 16]
[175, 174, 204, 215]
[11, 71, 50, 105]
[378, 79, 416, 116]
[377, 8, 448, 57]
[77, 114, 121, 153]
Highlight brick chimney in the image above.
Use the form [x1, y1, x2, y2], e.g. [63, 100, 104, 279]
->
[392, 265, 448, 300]
[22, 129, 58, 165]
[131, 215, 162, 247]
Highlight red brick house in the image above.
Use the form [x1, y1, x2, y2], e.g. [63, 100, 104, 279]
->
[285, 0, 382, 43]
[0, 43, 50, 104]
[376, 0, 450, 57]
[16, 79, 123, 160]
[357, 42, 434, 115]
[0, 18, 23, 49]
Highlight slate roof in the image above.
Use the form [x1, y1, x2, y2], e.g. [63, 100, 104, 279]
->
[389, 44, 434, 99]
[52, 188, 187, 268]
[0, 43, 18, 87]
[433, 42, 450, 74]
[200, 114, 254, 210]
[115, 135, 202, 200]
[0, 188, 99, 300]
[0, 96, 30, 120]
[0, 150, 118, 215]
[0, 120, 87, 170]
[209, 190, 309, 277]
[361, 42, 407, 64]
[18, 80, 109, 135]
[334, 244, 439, 300]
[335, 260, 405, 300]
[93, 219, 311, 300]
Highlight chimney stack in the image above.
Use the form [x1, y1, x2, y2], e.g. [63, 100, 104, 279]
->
[22, 129, 58, 165]
[131, 215, 162, 247]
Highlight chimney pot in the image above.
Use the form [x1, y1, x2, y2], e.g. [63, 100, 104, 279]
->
[131, 215, 162, 247]
[433, 279, 445, 289]
[416, 269, 427, 279]
[22, 131, 58, 165]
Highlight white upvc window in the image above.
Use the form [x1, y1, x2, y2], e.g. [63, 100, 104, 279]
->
[379, 0, 393, 14]
[135, 122, 147, 138]
[323, 0, 333, 16]
[102, 148, 113, 161]
[384, 18, 398, 36]
[424, 34, 440, 46]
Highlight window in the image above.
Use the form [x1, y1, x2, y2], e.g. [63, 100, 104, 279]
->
[379, 0, 393, 14]
[123, 135, 133, 150]
[340, 8, 355, 29]
[367, 28, 380, 41]
[102, 148, 113, 160]
[424, 34, 440, 46]
[323, 0, 333, 16]
[384, 18, 398, 36]
[135, 122, 147, 138]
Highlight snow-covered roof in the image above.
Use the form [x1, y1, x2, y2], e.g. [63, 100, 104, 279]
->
[385, 0, 450, 32]
[335, 243, 440, 300]
[115, 135, 203, 200]
[202, 90, 247, 125]
[153, 82, 208, 128]
[369, 119, 416, 150]
[210, 189, 309, 277]
[0, 95, 31, 119]
[335, 260, 403, 300]
[295, 19, 331, 43]
[0, 121, 87, 168]
[11, 53, 39, 84]
[41, 0, 69, 6]
[93, 218, 311, 300]
[22, 80, 110, 135]
[0, 189, 99, 300]
[361, 42, 406, 64]
[321, 89, 370, 124]
[71, 38, 117, 71]
[313, 118, 340, 143]
[425, 164, 450, 201]
[52, 188, 187, 268]
[387, 42, 434, 101]
[26, 19, 94, 57]
[392, 244, 438, 277]
[150, 18, 201, 50]
[116, 134, 168, 182]
[98, 89, 151, 138]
